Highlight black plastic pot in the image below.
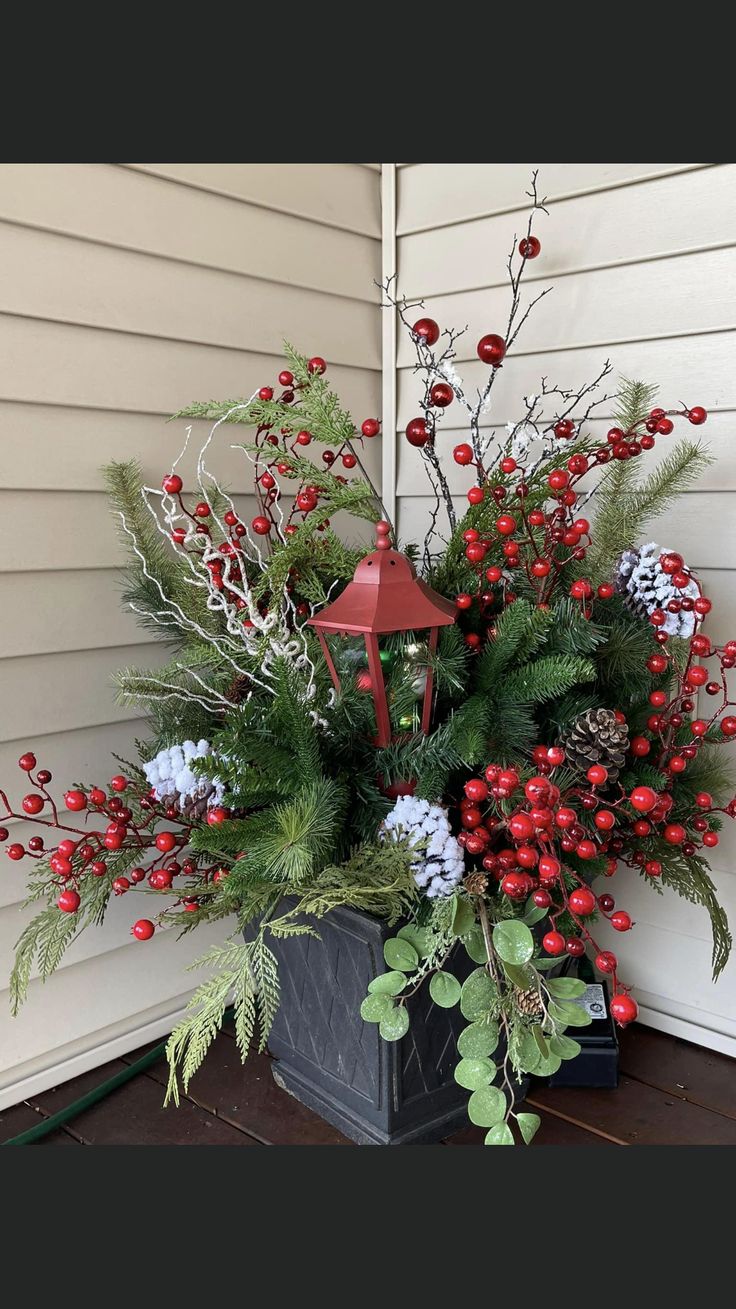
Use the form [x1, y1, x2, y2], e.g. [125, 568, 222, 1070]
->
[251, 902, 523, 1145]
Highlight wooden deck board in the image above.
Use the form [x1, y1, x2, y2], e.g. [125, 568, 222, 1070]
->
[5, 1023, 735, 1145]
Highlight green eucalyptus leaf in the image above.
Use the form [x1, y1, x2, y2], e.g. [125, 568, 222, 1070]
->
[532, 1024, 549, 1058]
[367, 971, 407, 996]
[516, 1030, 542, 1074]
[532, 1051, 562, 1076]
[383, 937, 419, 972]
[379, 1005, 410, 1042]
[545, 976, 587, 999]
[535, 957, 565, 971]
[452, 895, 476, 938]
[454, 1058, 496, 1090]
[484, 1122, 515, 1145]
[463, 928, 488, 964]
[549, 999, 592, 1028]
[493, 919, 534, 965]
[516, 1112, 541, 1145]
[360, 994, 395, 1023]
[460, 968, 498, 1021]
[550, 1033, 582, 1060]
[503, 962, 534, 989]
[468, 1085, 507, 1127]
[397, 924, 433, 958]
[522, 906, 550, 927]
[429, 970, 462, 1008]
[457, 1020, 500, 1058]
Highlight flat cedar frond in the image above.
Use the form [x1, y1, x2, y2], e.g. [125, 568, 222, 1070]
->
[502, 655, 596, 705]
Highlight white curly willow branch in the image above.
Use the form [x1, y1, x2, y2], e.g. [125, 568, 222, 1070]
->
[121, 399, 334, 721]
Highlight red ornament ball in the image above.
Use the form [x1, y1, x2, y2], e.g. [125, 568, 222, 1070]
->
[132, 919, 155, 941]
[406, 417, 430, 448]
[430, 382, 454, 408]
[477, 334, 506, 366]
[519, 235, 541, 259]
[610, 993, 639, 1027]
[412, 317, 440, 346]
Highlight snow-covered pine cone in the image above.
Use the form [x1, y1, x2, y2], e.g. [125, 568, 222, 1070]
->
[559, 708, 629, 783]
[614, 541, 700, 639]
[382, 795, 465, 899]
[142, 740, 225, 813]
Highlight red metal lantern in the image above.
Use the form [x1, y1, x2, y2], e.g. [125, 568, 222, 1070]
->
[309, 520, 457, 746]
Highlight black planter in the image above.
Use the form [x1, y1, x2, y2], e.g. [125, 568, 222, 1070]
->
[255, 903, 478, 1145]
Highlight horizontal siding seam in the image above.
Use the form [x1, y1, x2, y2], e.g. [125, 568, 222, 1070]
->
[0, 717, 145, 746]
[116, 163, 382, 241]
[0, 311, 383, 369]
[396, 164, 716, 235]
[398, 324, 736, 365]
[0, 216, 380, 308]
[402, 239, 736, 301]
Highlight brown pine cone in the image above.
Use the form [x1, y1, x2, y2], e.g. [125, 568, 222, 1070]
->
[559, 707, 629, 783]
[515, 987, 544, 1019]
[463, 872, 489, 896]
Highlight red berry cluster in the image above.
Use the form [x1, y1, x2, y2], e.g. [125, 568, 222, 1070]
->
[163, 361, 380, 551]
[447, 401, 709, 645]
[0, 754, 233, 940]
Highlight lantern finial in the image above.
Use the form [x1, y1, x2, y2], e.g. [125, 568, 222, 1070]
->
[375, 520, 392, 551]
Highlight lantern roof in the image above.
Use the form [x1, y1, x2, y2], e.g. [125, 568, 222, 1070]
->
[308, 521, 457, 635]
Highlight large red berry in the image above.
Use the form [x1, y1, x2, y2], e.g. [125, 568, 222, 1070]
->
[663, 823, 686, 845]
[496, 514, 516, 536]
[464, 778, 488, 803]
[22, 794, 44, 815]
[610, 910, 632, 932]
[7, 844, 24, 861]
[610, 993, 638, 1026]
[629, 786, 657, 813]
[64, 789, 87, 812]
[430, 382, 454, 408]
[361, 418, 380, 438]
[543, 931, 566, 956]
[162, 473, 183, 494]
[533, 889, 552, 908]
[595, 950, 617, 974]
[58, 889, 81, 914]
[207, 807, 227, 826]
[519, 235, 541, 259]
[251, 516, 271, 535]
[155, 832, 177, 853]
[453, 443, 473, 465]
[687, 406, 707, 425]
[18, 752, 37, 771]
[307, 357, 326, 374]
[132, 919, 155, 941]
[568, 886, 596, 916]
